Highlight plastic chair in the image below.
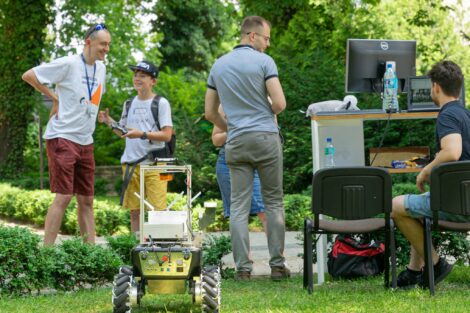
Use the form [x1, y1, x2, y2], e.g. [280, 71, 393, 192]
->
[423, 161, 470, 295]
[303, 166, 397, 293]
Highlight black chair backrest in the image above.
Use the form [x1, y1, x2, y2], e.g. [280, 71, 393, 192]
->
[312, 167, 392, 220]
[430, 161, 470, 221]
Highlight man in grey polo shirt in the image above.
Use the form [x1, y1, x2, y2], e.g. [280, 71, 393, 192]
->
[205, 15, 289, 281]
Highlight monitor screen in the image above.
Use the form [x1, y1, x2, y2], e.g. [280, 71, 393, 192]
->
[345, 39, 417, 93]
[407, 75, 465, 111]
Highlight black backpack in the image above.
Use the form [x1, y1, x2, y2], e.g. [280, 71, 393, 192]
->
[124, 95, 176, 159]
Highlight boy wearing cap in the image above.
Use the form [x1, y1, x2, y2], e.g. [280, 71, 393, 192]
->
[99, 61, 173, 233]
[22, 23, 111, 245]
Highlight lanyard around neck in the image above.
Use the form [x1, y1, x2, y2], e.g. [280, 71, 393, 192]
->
[81, 54, 96, 101]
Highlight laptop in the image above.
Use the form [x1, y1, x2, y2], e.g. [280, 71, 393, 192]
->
[407, 76, 465, 112]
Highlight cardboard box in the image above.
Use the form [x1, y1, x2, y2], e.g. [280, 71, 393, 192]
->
[369, 146, 430, 167]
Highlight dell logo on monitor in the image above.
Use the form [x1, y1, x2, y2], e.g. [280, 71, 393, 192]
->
[380, 41, 389, 50]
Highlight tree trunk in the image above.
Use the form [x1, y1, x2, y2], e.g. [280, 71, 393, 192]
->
[0, 0, 54, 178]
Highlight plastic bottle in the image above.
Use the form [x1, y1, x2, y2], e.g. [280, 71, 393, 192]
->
[324, 137, 335, 168]
[382, 62, 399, 112]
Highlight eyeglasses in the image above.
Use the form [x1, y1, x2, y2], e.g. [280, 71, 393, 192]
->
[85, 23, 107, 39]
[246, 32, 270, 42]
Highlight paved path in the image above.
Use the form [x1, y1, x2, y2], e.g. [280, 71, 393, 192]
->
[210, 231, 308, 276]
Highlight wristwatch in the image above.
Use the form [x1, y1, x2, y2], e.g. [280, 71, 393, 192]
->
[140, 131, 148, 140]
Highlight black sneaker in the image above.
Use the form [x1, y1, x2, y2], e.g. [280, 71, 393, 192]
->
[397, 267, 423, 288]
[420, 258, 453, 287]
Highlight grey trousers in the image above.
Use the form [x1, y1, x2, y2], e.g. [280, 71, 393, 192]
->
[225, 131, 286, 272]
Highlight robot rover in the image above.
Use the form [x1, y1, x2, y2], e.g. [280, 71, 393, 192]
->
[111, 162, 221, 312]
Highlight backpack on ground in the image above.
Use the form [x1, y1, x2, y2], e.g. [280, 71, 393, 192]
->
[327, 235, 385, 279]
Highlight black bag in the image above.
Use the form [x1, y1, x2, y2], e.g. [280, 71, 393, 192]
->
[327, 235, 385, 279]
[148, 132, 176, 160]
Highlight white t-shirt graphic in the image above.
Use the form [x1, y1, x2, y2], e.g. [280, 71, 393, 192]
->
[33, 54, 107, 145]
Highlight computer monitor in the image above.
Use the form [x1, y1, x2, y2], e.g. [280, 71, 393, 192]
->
[345, 39, 417, 93]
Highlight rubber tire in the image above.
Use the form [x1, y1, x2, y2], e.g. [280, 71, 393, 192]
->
[112, 267, 133, 313]
[201, 266, 221, 313]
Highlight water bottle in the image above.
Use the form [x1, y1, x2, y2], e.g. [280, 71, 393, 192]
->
[382, 61, 399, 112]
[324, 137, 335, 168]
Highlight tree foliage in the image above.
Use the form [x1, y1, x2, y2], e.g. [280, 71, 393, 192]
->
[0, 0, 54, 177]
[151, 0, 238, 72]
[242, 0, 470, 192]
[4, 0, 470, 196]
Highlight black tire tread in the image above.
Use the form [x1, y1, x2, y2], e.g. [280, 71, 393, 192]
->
[201, 266, 221, 313]
[115, 275, 131, 286]
[119, 266, 133, 275]
[112, 271, 132, 313]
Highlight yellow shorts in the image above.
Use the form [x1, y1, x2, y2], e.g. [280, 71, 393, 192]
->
[121, 164, 167, 211]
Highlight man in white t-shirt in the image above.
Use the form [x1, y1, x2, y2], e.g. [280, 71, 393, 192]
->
[22, 23, 111, 245]
[98, 61, 173, 233]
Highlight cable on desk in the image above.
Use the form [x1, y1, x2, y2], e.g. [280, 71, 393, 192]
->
[369, 110, 393, 166]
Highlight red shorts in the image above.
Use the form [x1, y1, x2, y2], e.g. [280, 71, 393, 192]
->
[46, 138, 95, 196]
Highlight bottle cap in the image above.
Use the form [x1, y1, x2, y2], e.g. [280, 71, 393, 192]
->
[326, 137, 332, 142]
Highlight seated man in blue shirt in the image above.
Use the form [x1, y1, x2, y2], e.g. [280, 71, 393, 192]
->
[392, 60, 470, 288]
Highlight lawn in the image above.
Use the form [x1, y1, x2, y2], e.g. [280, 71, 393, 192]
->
[1, 266, 470, 313]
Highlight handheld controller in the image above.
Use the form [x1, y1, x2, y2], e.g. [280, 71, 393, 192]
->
[111, 121, 128, 135]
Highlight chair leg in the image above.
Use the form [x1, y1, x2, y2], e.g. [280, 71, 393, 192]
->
[390, 220, 397, 289]
[423, 217, 435, 295]
[384, 225, 390, 288]
[303, 218, 314, 294]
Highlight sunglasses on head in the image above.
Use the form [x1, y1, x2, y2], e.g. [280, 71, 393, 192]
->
[85, 23, 107, 39]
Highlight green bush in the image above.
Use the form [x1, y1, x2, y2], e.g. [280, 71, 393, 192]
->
[0, 225, 122, 296]
[48, 237, 122, 291]
[392, 182, 421, 197]
[2, 175, 110, 195]
[93, 178, 109, 196]
[2, 176, 50, 190]
[0, 226, 47, 295]
[0, 183, 129, 236]
[106, 233, 139, 264]
[202, 234, 234, 278]
[284, 194, 312, 231]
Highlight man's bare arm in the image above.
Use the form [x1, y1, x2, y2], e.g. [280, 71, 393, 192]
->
[266, 77, 286, 114]
[211, 106, 228, 146]
[204, 88, 227, 131]
[22, 69, 59, 117]
[416, 133, 462, 192]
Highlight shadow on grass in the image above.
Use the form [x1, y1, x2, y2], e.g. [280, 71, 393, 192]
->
[132, 294, 201, 313]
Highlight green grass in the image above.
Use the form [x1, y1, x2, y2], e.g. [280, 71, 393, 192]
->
[1, 267, 470, 313]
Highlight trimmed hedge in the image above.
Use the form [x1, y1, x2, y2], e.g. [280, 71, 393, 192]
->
[0, 225, 121, 296]
[0, 183, 128, 236]
[0, 183, 313, 235]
